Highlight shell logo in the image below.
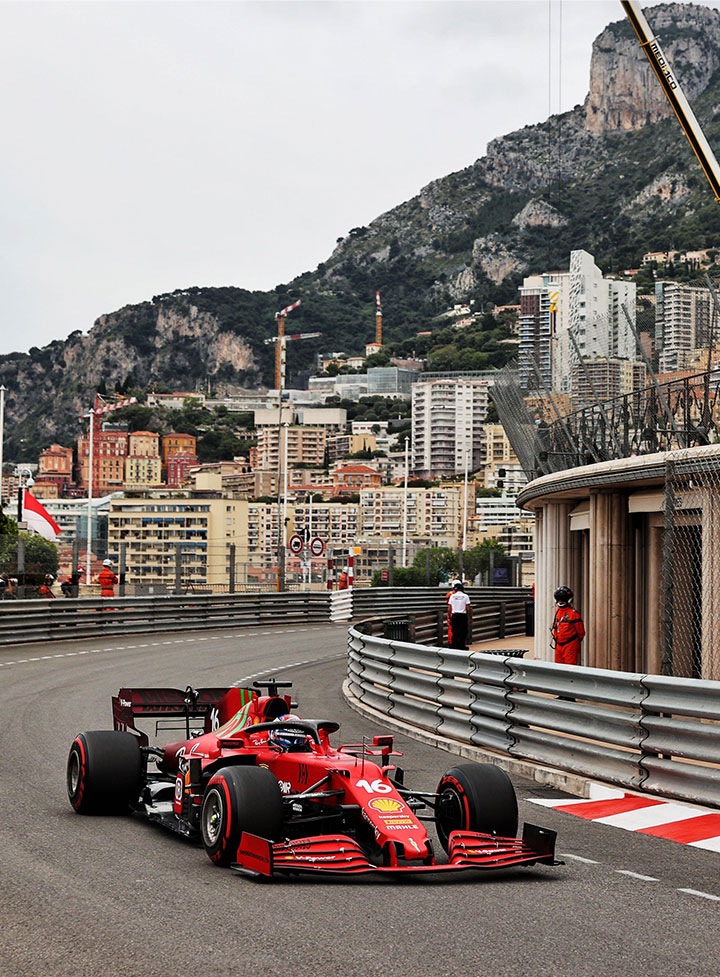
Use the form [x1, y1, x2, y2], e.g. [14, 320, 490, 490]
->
[369, 797, 403, 813]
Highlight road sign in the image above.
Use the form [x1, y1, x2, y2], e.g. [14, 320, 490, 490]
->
[288, 534, 304, 555]
[309, 537, 326, 557]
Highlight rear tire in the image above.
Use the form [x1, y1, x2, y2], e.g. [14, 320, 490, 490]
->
[67, 731, 142, 815]
[436, 762, 518, 853]
[201, 766, 283, 867]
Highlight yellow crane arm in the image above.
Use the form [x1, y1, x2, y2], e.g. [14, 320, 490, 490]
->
[622, 0, 720, 201]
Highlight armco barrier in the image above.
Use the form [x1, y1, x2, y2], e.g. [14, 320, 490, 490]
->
[347, 626, 720, 808]
[0, 592, 333, 645]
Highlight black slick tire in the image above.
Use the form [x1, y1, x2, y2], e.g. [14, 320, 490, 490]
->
[201, 766, 283, 867]
[67, 730, 142, 815]
[436, 762, 518, 853]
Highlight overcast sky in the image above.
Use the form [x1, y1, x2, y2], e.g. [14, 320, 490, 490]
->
[2, 0, 718, 356]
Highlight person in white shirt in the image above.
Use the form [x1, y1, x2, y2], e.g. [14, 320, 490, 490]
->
[447, 580, 472, 649]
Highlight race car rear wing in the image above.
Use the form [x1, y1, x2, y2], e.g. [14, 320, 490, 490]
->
[112, 686, 256, 743]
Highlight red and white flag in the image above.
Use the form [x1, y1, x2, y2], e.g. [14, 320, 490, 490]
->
[23, 491, 61, 542]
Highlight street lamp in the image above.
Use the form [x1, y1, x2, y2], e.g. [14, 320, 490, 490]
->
[15, 465, 34, 600]
[15, 465, 34, 524]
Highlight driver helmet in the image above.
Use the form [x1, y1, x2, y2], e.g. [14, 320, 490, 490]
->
[45, 574, 54, 583]
[554, 585, 573, 605]
[267, 714, 309, 752]
[103, 559, 113, 567]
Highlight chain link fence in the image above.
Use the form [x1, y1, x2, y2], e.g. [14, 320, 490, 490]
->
[662, 452, 720, 680]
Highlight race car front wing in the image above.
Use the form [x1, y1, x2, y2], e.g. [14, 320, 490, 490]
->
[232, 823, 560, 879]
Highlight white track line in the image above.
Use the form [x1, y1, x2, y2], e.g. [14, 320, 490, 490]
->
[616, 870, 659, 882]
[678, 888, 720, 902]
[0, 626, 336, 669]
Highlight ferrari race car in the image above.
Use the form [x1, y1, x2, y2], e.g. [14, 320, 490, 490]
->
[66, 680, 559, 878]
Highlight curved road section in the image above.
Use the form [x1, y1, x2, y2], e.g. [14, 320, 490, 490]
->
[1, 624, 718, 977]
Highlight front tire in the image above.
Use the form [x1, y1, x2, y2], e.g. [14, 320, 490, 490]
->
[201, 766, 283, 867]
[436, 762, 518, 853]
[67, 730, 142, 815]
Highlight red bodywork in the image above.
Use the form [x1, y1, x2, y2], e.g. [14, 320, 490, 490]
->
[111, 684, 557, 878]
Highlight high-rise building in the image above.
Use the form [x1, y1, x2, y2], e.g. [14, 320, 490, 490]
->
[519, 272, 569, 390]
[519, 251, 638, 393]
[411, 378, 490, 479]
[656, 281, 715, 372]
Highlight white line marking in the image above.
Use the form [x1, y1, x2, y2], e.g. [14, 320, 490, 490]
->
[678, 888, 720, 902]
[616, 870, 659, 882]
[560, 853, 599, 864]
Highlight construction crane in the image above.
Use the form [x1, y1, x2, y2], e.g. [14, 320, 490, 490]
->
[89, 393, 138, 438]
[375, 290, 383, 346]
[622, 0, 720, 202]
[270, 300, 301, 391]
[265, 300, 321, 390]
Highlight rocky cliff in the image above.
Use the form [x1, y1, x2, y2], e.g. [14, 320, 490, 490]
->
[4, 2, 720, 459]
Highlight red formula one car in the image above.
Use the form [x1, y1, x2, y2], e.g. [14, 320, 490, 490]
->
[67, 680, 559, 878]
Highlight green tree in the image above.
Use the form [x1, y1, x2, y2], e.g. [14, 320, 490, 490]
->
[0, 532, 58, 583]
[411, 546, 458, 585]
[462, 540, 507, 583]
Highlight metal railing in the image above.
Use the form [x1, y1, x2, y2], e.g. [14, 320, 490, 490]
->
[0, 592, 333, 645]
[347, 627, 720, 808]
[353, 591, 529, 646]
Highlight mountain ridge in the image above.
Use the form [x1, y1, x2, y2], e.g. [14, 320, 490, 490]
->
[3, 2, 720, 460]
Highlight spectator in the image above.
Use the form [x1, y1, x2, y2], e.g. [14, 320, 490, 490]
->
[38, 574, 56, 599]
[99, 559, 118, 598]
[447, 580, 472, 650]
[3, 577, 18, 600]
[61, 566, 83, 598]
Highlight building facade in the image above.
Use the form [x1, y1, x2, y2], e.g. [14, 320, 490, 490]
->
[411, 378, 490, 478]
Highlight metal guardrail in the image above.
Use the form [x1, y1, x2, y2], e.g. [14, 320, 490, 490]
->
[0, 592, 333, 645]
[347, 627, 720, 808]
[351, 586, 531, 619]
[354, 599, 528, 646]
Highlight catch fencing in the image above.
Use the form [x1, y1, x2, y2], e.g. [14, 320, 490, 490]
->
[347, 626, 720, 808]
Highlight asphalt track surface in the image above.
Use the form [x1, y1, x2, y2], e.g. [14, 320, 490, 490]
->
[2, 623, 720, 977]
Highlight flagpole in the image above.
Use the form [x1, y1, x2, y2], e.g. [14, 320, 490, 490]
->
[0, 385, 5, 509]
[86, 408, 94, 586]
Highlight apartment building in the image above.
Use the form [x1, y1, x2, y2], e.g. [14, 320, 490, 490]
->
[327, 433, 377, 463]
[477, 424, 527, 494]
[519, 251, 638, 393]
[359, 486, 463, 547]
[166, 452, 198, 488]
[656, 281, 715, 372]
[124, 455, 162, 488]
[76, 430, 128, 495]
[411, 378, 490, 478]
[570, 357, 647, 408]
[255, 425, 328, 472]
[293, 502, 360, 555]
[34, 444, 74, 498]
[107, 479, 251, 590]
[161, 433, 197, 465]
[519, 272, 568, 390]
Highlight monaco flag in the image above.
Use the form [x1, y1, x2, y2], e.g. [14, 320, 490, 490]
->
[23, 491, 61, 542]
